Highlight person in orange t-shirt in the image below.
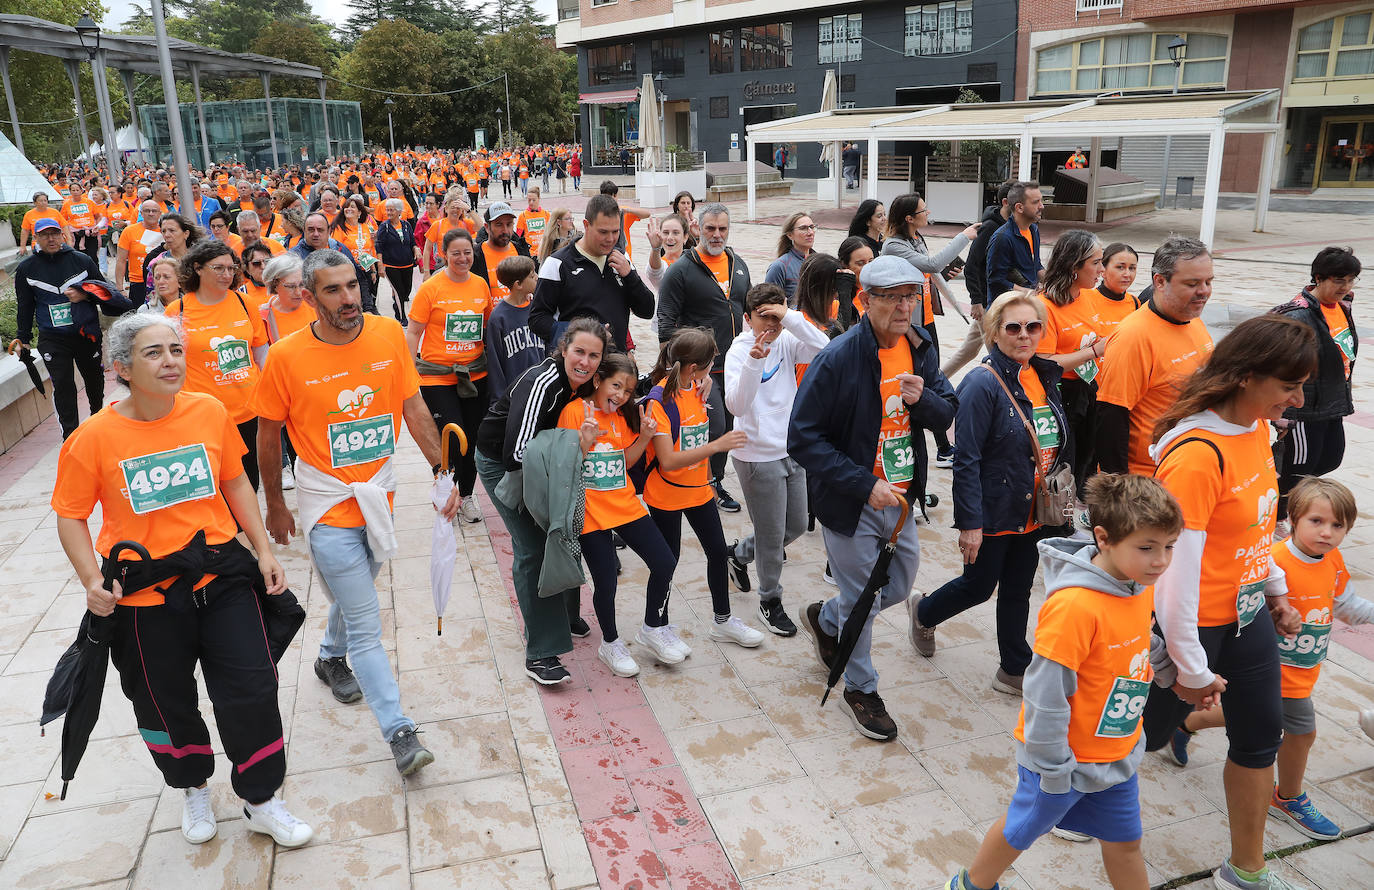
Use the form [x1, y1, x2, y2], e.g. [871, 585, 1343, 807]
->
[405, 227, 493, 517]
[954, 474, 1181, 890]
[251, 249, 456, 776]
[19, 192, 70, 253]
[556, 354, 675, 678]
[1086, 242, 1141, 336]
[1094, 237, 1215, 477]
[515, 187, 551, 255]
[1140, 314, 1313, 887]
[259, 252, 316, 344]
[61, 191, 101, 264]
[166, 240, 270, 490]
[51, 311, 308, 843]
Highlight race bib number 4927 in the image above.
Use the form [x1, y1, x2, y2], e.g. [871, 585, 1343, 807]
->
[328, 415, 395, 468]
[120, 444, 216, 515]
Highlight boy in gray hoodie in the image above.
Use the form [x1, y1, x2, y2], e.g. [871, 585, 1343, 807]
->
[948, 474, 1184, 890]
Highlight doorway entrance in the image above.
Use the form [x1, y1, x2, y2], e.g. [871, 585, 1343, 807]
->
[1316, 117, 1374, 187]
[744, 103, 798, 172]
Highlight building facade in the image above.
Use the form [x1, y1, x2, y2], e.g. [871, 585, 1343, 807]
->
[139, 98, 364, 170]
[558, 0, 1019, 177]
[1019, 0, 1374, 193]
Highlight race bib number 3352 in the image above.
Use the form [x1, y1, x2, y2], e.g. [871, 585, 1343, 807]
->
[120, 444, 215, 515]
[328, 415, 395, 468]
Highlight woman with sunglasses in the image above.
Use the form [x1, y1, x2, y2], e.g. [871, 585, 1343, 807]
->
[908, 290, 1071, 696]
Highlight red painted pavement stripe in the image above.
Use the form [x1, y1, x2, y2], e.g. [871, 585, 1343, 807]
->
[475, 489, 743, 890]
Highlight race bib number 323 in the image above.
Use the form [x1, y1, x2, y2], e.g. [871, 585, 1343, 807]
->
[328, 415, 395, 468]
[120, 444, 215, 514]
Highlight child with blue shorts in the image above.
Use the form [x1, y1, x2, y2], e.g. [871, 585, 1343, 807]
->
[948, 474, 1184, 890]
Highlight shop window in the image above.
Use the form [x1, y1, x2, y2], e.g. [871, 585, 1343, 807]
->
[904, 1, 972, 57]
[709, 30, 735, 75]
[841, 73, 856, 93]
[1295, 12, 1374, 80]
[709, 96, 728, 119]
[741, 23, 793, 71]
[651, 38, 685, 78]
[819, 14, 862, 64]
[588, 44, 637, 86]
[1033, 31, 1229, 95]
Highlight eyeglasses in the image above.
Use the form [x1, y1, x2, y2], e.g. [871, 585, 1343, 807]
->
[1003, 321, 1044, 336]
[792, 224, 817, 233]
[278, 282, 303, 291]
[205, 263, 237, 275]
[247, 259, 267, 268]
[868, 289, 923, 305]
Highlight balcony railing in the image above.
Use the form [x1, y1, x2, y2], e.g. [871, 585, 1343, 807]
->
[1076, 0, 1123, 11]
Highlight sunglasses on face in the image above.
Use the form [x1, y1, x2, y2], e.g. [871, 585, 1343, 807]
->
[1003, 321, 1044, 336]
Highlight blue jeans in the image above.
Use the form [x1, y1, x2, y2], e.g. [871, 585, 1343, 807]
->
[311, 523, 412, 740]
[819, 502, 921, 694]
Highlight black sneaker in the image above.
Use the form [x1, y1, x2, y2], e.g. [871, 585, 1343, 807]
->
[802, 601, 838, 670]
[524, 656, 572, 685]
[715, 484, 741, 513]
[314, 656, 362, 703]
[841, 688, 898, 741]
[569, 615, 592, 638]
[727, 541, 751, 593]
[389, 726, 434, 776]
[758, 598, 797, 637]
[612, 532, 627, 550]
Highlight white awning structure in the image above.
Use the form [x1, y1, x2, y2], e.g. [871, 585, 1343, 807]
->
[0, 127, 58, 203]
[745, 90, 1283, 246]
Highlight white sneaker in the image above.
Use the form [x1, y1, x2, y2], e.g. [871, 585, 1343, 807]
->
[709, 616, 765, 648]
[635, 624, 685, 665]
[661, 624, 691, 658]
[181, 786, 217, 845]
[598, 638, 640, 677]
[243, 796, 313, 847]
[1051, 827, 1092, 842]
[280, 463, 295, 491]
[459, 495, 483, 524]
[1360, 709, 1374, 742]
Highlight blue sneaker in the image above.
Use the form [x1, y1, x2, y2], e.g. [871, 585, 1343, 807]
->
[1213, 859, 1309, 889]
[1162, 727, 1192, 767]
[1269, 788, 1341, 840]
[945, 871, 998, 890]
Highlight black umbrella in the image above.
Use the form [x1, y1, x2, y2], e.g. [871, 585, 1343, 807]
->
[820, 495, 910, 706]
[40, 540, 149, 800]
[6, 342, 43, 395]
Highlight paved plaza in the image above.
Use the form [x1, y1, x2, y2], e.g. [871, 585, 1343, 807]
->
[3, 190, 1374, 889]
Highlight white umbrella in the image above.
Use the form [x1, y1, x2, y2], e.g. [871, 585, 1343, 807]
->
[638, 74, 662, 171]
[818, 70, 839, 166]
[430, 423, 467, 635]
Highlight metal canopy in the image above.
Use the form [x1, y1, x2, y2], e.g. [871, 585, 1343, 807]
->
[0, 14, 323, 80]
[745, 90, 1284, 247]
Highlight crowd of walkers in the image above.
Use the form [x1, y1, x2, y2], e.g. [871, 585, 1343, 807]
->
[14, 152, 1371, 890]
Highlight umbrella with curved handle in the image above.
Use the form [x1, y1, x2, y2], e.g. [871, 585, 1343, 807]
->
[41, 540, 151, 799]
[431, 423, 468, 635]
[820, 495, 909, 706]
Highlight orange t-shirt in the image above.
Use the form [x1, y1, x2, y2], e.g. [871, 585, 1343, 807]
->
[408, 271, 494, 384]
[922, 273, 935, 326]
[1095, 307, 1214, 476]
[118, 223, 163, 284]
[1014, 585, 1155, 763]
[1037, 293, 1103, 382]
[250, 316, 420, 528]
[1155, 422, 1277, 628]
[107, 198, 138, 226]
[644, 380, 713, 511]
[425, 218, 469, 253]
[1083, 287, 1139, 336]
[250, 237, 286, 257]
[1273, 539, 1346, 698]
[260, 298, 317, 344]
[621, 212, 643, 259]
[516, 209, 550, 253]
[372, 199, 414, 221]
[51, 391, 246, 606]
[698, 247, 731, 296]
[166, 291, 269, 424]
[480, 242, 518, 300]
[557, 399, 647, 533]
[62, 195, 97, 230]
[873, 343, 914, 492]
[1019, 227, 1034, 260]
[1321, 302, 1354, 381]
[339, 222, 377, 264]
[219, 232, 244, 256]
[240, 280, 269, 310]
[22, 207, 66, 235]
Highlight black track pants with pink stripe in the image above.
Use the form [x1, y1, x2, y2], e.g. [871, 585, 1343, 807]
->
[109, 575, 285, 803]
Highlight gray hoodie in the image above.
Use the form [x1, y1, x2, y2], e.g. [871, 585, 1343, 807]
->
[1017, 536, 1150, 794]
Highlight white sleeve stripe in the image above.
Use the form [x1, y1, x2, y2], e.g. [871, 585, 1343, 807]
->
[538, 255, 562, 282]
[512, 365, 560, 461]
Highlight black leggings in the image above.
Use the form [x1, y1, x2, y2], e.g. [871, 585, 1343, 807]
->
[236, 417, 260, 491]
[582, 515, 676, 642]
[420, 378, 490, 496]
[917, 528, 1046, 676]
[924, 322, 952, 453]
[384, 266, 415, 321]
[1277, 418, 1346, 520]
[38, 331, 103, 440]
[648, 500, 731, 624]
[1142, 615, 1283, 769]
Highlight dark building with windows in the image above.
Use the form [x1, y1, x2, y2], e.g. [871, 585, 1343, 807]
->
[558, 0, 1018, 177]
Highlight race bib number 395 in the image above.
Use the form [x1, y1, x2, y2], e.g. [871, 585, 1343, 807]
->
[1277, 622, 1332, 669]
[1236, 580, 1267, 629]
[120, 444, 215, 515]
[328, 415, 395, 468]
[1095, 676, 1150, 738]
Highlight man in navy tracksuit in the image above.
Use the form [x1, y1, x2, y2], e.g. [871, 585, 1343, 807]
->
[789, 255, 957, 742]
[985, 181, 1045, 299]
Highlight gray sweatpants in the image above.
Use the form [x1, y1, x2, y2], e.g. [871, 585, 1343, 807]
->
[942, 314, 985, 377]
[731, 456, 808, 602]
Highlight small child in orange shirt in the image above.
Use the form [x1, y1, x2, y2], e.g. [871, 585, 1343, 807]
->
[1165, 477, 1374, 842]
[948, 474, 1183, 890]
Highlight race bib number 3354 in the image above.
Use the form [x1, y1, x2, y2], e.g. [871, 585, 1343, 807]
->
[328, 415, 395, 468]
[120, 444, 215, 515]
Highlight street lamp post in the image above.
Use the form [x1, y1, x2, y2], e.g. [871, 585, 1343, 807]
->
[384, 97, 395, 154]
[74, 14, 122, 180]
[1158, 36, 1187, 208]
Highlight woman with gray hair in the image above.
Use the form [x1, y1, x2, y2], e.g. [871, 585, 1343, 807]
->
[53, 311, 312, 851]
[373, 197, 419, 322]
[277, 205, 306, 251]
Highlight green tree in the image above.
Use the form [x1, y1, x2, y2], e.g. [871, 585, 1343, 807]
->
[333, 19, 447, 147]
[226, 22, 338, 99]
[483, 24, 576, 143]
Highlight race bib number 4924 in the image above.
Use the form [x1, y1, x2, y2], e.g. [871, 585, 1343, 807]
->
[120, 444, 216, 515]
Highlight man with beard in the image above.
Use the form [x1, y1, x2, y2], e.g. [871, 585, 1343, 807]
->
[471, 202, 531, 302]
[253, 249, 458, 777]
[292, 212, 375, 314]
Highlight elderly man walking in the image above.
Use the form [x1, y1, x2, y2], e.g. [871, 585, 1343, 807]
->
[789, 255, 957, 742]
